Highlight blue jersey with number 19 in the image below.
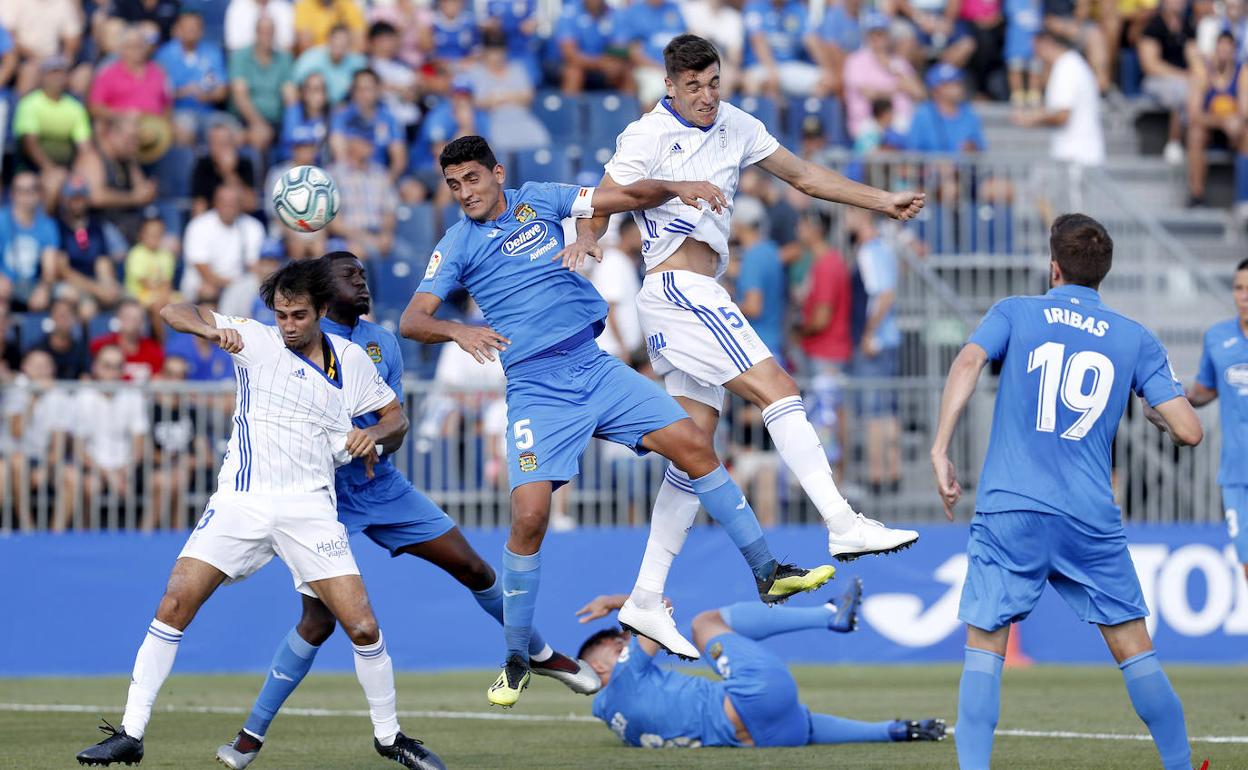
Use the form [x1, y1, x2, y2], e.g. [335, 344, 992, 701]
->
[969, 284, 1184, 533]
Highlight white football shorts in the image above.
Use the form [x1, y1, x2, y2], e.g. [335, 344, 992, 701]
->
[636, 270, 773, 410]
[178, 491, 360, 598]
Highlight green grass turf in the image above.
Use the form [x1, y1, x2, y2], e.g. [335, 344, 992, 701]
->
[4, 665, 1246, 769]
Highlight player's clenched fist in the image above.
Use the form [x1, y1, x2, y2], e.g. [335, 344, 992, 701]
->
[881, 190, 926, 221]
[453, 324, 510, 364]
[670, 181, 728, 213]
[212, 327, 245, 354]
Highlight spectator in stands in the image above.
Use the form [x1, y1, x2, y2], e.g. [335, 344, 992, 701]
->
[555, 0, 629, 95]
[429, 0, 478, 70]
[1185, 31, 1248, 207]
[580, 218, 643, 360]
[33, 296, 91, 380]
[281, 70, 331, 161]
[1013, 29, 1105, 167]
[328, 117, 397, 259]
[265, 128, 329, 258]
[847, 207, 901, 495]
[815, 0, 862, 96]
[330, 67, 406, 179]
[88, 25, 172, 121]
[0, 171, 58, 313]
[75, 113, 158, 245]
[181, 183, 265, 301]
[1139, 0, 1196, 164]
[366, 20, 421, 132]
[411, 75, 486, 189]
[843, 14, 924, 141]
[143, 354, 210, 531]
[797, 210, 851, 479]
[14, 56, 92, 211]
[0, 300, 20, 380]
[684, 0, 746, 87]
[741, 0, 827, 99]
[108, 0, 182, 43]
[225, 0, 296, 52]
[0, 0, 83, 93]
[219, 236, 284, 320]
[190, 116, 259, 216]
[292, 23, 366, 104]
[124, 215, 177, 310]
[958, 0, 1009, 100]
[618, 0, 687, 105]
[906, 64, 987, 153]
[90, 297, 165, 382]
[6, 348, 79, 531]
[55, 176, 124, 314]
[294, 0, 364, 52]
[466, 30, 551, 153]
[482, 0, 541, 84]
[229, 15, 295, 154]
[369, 0, 433, 71]
[852, 98, 903, 157]
[163, 302, 235, 380]
[74, 343, 149, 522]
[732, 196, 788, 364]
[739, 167, 801, 262]
[156, 10, 229, 124]
[0, 23, 15, 96]
[1043, 0, 1112, 93]
[1006, 0, 1043, 106]
[1198, 0, 1247, 60]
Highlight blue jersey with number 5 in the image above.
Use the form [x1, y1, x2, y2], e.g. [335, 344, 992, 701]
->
[969, 284, 1183, 533]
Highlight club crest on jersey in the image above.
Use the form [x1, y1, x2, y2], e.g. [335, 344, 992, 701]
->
[518, 452, 538, 472]
[708, 641, 723, 659]
[425, 250, 443, 279]
[514, 203, 537, 223]
[366, 342, 383, 363]
[227, 316, 250, 324]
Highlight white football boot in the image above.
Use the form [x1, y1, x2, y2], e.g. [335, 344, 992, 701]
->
[617, 599, 700, 659]
[827, 513, 919, 562]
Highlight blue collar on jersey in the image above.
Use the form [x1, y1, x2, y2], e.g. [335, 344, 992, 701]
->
[1046, 284, 1102, 304]
[660, 98, 715, 133]
[290, 331, 344, 389]
[320, 316, 358, 338]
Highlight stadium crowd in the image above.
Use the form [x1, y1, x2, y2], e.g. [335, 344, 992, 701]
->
[0, 0, 1243, 530]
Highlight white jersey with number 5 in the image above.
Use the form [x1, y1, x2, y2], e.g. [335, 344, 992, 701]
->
[604, 99, 779, 278]
[211, 312, 397, 500]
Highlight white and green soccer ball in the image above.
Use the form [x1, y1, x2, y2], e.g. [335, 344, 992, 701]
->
[272, 164, 340, 232]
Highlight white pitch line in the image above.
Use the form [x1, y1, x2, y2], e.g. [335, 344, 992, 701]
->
[992, 728, 1248, 745]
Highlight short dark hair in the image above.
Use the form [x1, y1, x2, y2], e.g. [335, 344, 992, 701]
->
[1235, 257, 1248, 273]
[870, 97, 893, 120]
[260, 257, 335, 311]
[368, 20, 398, 39]
[439, 135, 498, 171]
[1036, 28, 1073, 48]
[577, 627, 626, 661]
[323, 250, 361, 265]
[663, 34, 720, 78]
[351, 67, 379, 88]
[1050, 213, 1113, 288]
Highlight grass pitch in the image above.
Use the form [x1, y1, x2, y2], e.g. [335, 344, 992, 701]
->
[3, 665, 1245, 769]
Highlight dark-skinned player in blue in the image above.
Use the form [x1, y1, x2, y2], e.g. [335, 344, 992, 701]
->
[400, 136, 836, 708]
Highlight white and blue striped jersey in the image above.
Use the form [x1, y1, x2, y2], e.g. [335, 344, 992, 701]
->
[211, 312, 397, 498]
[604, 99, 780, 277]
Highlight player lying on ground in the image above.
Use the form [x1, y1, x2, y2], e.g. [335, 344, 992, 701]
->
[215, 252, 599, 770]
[76, 259, 445, 769]
[574, 580, 945, 749]
[399, 135, 835, 705]
[562, 34, 925, 655]
[930, 214, 1203, 770]
[1184, 257, 1248, 581]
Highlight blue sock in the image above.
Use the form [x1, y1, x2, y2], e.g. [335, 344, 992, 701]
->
[1120, 651, 1191, 770]
[719, 602, 832, 641]
[243, 628, 320, 739]
[502, 547, 541, 660]
[689, 466, 776, 582]
[473, 571, 547, 657]
[956, 646, 1004, 770]
[807, 713, 895, 744]
[1236, 154, 1248, 203]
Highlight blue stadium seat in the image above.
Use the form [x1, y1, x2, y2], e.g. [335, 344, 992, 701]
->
[88, 312, 117, 341]
[440, 204, 463, 233]
[18, 313, 50, 348]
[392, 203, 437, 266]
[154, 145, 196, 204]
[785, 96, 847, 148]
[534, 90, 583, 146]
[734, 95, 780, 134]
[512, 147, 574, 185]
[583, 92, 640, 148]
[579, 144, 617, 178]
[374, 307, 435, 376]
[373, 257, 424, 314]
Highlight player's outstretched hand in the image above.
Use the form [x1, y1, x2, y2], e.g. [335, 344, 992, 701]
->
[554, 233, 603, 272]
[452, 324, 510, 364]
[671, 181, 728, 213]
[576, 593, 628, 623]
[881, 190, 926, 221]
[931, 453, 962, 520]
[211, 327, 244, 354]
[343, 428, 378, 460]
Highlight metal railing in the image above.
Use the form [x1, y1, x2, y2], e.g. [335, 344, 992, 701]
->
[0, 377, 1226, 532]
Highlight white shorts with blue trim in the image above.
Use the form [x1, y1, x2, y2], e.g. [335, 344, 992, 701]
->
[637, 270, 773, 410]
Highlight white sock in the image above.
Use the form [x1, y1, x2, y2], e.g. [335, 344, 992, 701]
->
[121, 619, 183, 740]
[762, 396, 856, 534]
[530, 644, 553, 663]
[353, 632, 400, 746]
[630, 467, 701, 609]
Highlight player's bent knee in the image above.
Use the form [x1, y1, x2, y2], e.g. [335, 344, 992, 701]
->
[691, 609, 729, 649]
[341, 616, 380, 647]
[298, 602, 338, 646]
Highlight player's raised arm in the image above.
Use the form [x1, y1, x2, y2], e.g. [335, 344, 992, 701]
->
[158, 302, 243, 354]
[930, 343, 991, 520]
[756, 144, 926, 221]
[576, 593, 662, 657]
[398, 291, 510, 364]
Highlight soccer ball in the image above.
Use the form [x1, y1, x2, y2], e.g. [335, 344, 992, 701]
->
[272, 165, 340, 232]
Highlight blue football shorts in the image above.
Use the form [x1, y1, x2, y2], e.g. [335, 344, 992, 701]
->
[502, 339, 689, 491]
[704, 632, 812, 748]
[959, 510, 1149, 632]
[337, 470, 456, 556]
[1222, 485, 1248, 564]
